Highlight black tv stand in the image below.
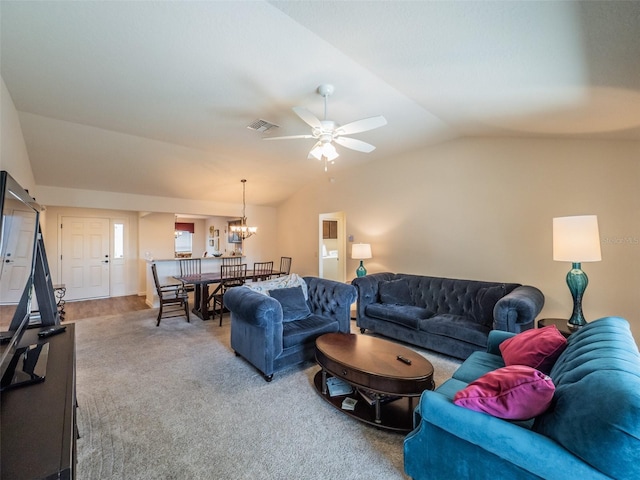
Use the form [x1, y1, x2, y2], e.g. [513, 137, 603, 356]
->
[0, 324, 76, 479]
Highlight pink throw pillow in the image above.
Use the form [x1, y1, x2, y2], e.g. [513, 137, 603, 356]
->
[499, 325, 568, 374]
[453, 365, 555, 420]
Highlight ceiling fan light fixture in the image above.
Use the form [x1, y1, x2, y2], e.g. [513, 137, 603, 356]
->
[323, 142, 339, 161]
[310, 144, 323, 160]
[310, 141, 339, 161]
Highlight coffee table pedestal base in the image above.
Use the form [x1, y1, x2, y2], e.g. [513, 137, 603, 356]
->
[313, 370, 419, 433]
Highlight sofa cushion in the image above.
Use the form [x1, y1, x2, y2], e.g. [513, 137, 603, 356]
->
[434, 377, 469, 401]
[453, 365, 555, 420]
[269, 286, 311, 322]
[379, 278, 412, 305]
[473, 284, 506, 326]
[500, 325, 567, 374]
[365, 304, 431, 329]
[452, 350, 506, 384]
[282, 315, 339, 348]
[419, 314, 490, 347]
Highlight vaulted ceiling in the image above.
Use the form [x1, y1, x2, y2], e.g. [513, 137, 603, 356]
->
[2, 1, 639, 207]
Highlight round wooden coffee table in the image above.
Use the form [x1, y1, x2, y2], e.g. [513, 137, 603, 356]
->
[314, 333, 434, 432]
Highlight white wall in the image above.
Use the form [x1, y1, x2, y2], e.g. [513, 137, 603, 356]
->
[0, 75, 35, 193]
[277, 137, 640, 339]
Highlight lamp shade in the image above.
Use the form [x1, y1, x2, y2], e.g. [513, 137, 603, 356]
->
[352, 243, 372, 260]
[553, 215, 602, 262]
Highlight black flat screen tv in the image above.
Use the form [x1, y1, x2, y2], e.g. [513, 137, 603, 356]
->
[0, 171, 43, 387]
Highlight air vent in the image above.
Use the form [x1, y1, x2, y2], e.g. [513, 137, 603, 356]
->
[247, 119, 279, 133]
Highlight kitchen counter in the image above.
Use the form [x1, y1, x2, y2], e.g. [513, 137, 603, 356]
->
[148, 255, 245, 262]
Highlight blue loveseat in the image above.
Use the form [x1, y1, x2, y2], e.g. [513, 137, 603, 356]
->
[352, 273, 544, 359]
[224, 276, 356, 381]
[404, 316, 640, 480]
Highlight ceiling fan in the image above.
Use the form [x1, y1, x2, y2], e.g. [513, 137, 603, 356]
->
[264, 84, 387, 170]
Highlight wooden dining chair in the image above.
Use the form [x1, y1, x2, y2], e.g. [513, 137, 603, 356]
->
[179, 258, 201, 292]
[252, 261, 274, 282]
[278, 257, 292, 277]
[151, 263, 190, 326]
[222, 256, 242, 266]
[209, 263, 247, 326]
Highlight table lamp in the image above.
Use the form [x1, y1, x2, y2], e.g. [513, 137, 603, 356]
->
[352, 243, 372, 278]
[553, 215, 601, 329]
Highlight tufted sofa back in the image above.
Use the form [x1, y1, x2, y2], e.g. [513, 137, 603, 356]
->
[393, 273, 519, 323]
[304, 276, 356, 329]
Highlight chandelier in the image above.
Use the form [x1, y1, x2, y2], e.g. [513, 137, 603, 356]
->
[230, 179, 257, 240]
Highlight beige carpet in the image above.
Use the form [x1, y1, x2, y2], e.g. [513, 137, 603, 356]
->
[74, 309, 461, 480]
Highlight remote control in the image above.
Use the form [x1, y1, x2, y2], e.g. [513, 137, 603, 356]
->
[38, 326, 66, 338]
[397, 355, 412, 365]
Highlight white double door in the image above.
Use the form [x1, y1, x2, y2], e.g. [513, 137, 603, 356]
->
[61, 217, 110, 300]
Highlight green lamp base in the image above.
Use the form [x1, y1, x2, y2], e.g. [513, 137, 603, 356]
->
[567, 262, 589, 329]
[356, 261, 367, 278]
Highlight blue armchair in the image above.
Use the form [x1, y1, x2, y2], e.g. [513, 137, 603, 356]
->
[224, 276, 357, 381]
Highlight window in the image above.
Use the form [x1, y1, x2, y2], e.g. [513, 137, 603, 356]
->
[175, 231, 193, 253]
[114, 223, 124, 259]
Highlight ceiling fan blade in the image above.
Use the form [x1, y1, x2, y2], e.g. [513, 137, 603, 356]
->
[337, 115, 387, 135]
[334, 136, 376, 153]
[292, 107, 323, 129]
[263, 134, 315, 141]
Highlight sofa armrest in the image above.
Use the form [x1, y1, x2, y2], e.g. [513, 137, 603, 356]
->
[486, 329, 516, 355]
[226, 286, 284, 378]
[223, 286, 282, 328]
[351, 272, 396, 320]
[304, 277, 357, 333]
[493, 285, 545, 333]
[406, 391, 610, 480]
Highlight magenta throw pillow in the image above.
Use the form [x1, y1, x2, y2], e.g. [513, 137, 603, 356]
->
[499, 325, 568, 374]
[453, 365, 555, 420]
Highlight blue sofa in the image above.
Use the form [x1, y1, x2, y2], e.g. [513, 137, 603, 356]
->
[224, 276, 356, 381]
[352, 273, 544, 359]
[404, 316, 640, 480]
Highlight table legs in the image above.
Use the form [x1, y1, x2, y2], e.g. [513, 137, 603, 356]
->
[374, 394, 382, 424]
[191, 284, 212, 320]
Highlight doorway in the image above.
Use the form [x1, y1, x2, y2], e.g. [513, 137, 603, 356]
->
[60, 216, 110, 300]
[0, 208, 38, 304]
[318, 212, 346, 282]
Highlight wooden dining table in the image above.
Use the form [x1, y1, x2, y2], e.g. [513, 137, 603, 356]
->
[174, 269, 282, 321]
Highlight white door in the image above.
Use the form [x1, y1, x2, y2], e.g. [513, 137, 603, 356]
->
[61, 217, 110, 300]
[0, 209, 38, 304]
